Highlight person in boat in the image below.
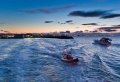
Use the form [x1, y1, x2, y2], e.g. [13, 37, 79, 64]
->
[100, 38, 112, 43]
[63, 49, 73, 60]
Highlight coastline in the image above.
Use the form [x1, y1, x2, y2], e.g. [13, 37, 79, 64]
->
[0, 32, 120, 39]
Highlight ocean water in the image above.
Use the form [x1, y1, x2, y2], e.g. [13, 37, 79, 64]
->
[0, 37, 120, 82]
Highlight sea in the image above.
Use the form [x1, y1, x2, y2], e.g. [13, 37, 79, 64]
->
[0, 37, 120, 82]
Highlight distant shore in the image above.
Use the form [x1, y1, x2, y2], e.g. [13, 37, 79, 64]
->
[0, 32, 120, 39]
[0, 33, 73, 39]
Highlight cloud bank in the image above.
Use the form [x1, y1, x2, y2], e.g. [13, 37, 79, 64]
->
[82, 23, 98, 25]
[44, 21, 53, 23]
[69, 10, 120, 19]
[98, 26, 120, 32]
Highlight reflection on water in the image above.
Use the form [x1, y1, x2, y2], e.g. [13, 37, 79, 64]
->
[0, 37, 120, 82]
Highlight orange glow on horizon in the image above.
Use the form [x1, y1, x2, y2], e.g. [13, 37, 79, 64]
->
[2, 25, 120, 33]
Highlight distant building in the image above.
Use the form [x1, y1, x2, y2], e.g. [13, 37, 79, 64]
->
[66, 31, 70, 33]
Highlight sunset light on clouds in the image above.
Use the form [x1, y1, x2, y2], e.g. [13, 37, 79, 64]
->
[0, 0, 120, 33]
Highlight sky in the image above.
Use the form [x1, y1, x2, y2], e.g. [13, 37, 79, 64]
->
[0, 0, 120, 33]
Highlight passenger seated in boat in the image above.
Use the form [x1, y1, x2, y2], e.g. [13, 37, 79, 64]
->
[63, 49, 73, 60]
[66, 54, 73, 60]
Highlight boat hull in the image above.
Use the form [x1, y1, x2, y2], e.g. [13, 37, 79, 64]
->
[94, 40, 111, 46]
[61, 58, 79, 64]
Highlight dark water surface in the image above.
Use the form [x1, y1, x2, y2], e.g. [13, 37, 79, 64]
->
[0, 37, 120, 82]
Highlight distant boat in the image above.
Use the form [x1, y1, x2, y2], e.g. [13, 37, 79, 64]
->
[93, 37, 112, 46]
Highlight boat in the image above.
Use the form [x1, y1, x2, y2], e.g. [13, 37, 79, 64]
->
[94, 40, 111, 45]
[62, 48, 79, 64]
[61, 58, 79, 64]
[94, 38, 112, 46]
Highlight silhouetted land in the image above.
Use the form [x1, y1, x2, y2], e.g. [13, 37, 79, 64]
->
[0, 32, 120, 39]
[0, 33, 73, 39]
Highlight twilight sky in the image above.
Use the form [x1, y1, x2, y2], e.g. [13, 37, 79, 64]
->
[0, 0, 120, 33]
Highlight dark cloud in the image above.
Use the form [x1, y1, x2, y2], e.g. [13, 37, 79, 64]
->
[68, 10, 110, 17]
[69, 10, 120, 19]
[104, 29, 117, 32]
[98, 26, 120, 32]
[44, 21, 53, 23]
[22, 5, 77, 14]
[57, 22, 66, 24]
[57, 20, 73, 25]
[99, 27, 120, 30]
[101, 14, 120, 19]
[82, 23, 98, 26]
[65, 20, 73, 23]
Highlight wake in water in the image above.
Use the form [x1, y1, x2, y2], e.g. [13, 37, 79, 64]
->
[0, 38, 120, 82]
